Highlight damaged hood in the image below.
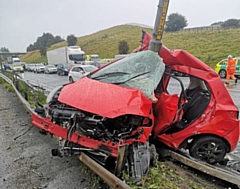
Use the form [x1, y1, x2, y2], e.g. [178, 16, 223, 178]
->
[58, 50, 165, 118]
[58, 77, 152, 118]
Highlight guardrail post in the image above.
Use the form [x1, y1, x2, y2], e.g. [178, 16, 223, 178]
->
[15, 78, 19, 91]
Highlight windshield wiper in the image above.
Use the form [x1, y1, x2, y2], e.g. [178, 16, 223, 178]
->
[91, 72, 129, 80]
[112, 71, 151, 84]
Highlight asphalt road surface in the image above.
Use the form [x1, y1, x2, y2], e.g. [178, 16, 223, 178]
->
[21, 72, 69, 92]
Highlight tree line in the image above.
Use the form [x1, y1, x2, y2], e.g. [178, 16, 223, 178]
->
[26, 33, 78, 56]
[165, 13, 240, 32]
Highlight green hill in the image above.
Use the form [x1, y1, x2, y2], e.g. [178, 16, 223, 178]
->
[20, 24, 240, 69]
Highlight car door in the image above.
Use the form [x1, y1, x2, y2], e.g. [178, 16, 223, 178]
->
[235, 58, 240, 76]
[57, 64, 63, 74]
[71, 67, 78, 81]
[71, 67, 85, 81]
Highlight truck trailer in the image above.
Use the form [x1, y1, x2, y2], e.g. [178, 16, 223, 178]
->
[47, 46, 85, 65]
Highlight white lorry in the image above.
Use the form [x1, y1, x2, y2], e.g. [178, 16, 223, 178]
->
[4, 56, 21, 70]
[47, 46, 85, 65]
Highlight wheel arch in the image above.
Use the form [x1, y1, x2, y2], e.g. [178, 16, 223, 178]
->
[179, 133, 230, 153]
[69, 76, 74, 82]
[218, 69, 226, 78]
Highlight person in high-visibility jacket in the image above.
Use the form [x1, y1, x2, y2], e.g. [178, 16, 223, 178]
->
[226, 55, 237, 84]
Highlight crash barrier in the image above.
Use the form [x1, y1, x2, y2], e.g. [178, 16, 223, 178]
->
[183, 27, 240, 33]
[0, 72, 35, 115]
[126, 23, 240, 33]
[0, 71, 133, 189]
[168, 150, 240, 186]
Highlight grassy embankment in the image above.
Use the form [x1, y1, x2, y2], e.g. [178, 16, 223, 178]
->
[20, 25, 240, 69]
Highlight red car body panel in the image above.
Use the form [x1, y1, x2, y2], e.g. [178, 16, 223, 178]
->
[135, 31, 239, 152]
[31, 113, 119, 157]
[58, 77, 152, 118]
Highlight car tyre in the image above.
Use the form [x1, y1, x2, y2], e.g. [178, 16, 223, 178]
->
[219, 69, 226, 78]
[189, 136, 228, 164]
[69, 76, 74, 83]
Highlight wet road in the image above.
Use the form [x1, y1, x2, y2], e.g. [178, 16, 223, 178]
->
[21, 72, 69, 92]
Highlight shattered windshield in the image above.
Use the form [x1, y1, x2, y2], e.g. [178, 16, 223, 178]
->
[90, 50, 165, 98]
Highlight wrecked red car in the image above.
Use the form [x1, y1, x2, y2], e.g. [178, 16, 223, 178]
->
[136, 31, 239, 164]
[32, 31, 239, 181]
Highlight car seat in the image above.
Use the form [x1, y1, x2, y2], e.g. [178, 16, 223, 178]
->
[165, 86, 210, 134]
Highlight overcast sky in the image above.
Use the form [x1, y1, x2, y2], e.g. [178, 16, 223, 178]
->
[1, 0, 240, 52]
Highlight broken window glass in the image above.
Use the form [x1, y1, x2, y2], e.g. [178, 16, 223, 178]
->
[90, 50, 165, 98]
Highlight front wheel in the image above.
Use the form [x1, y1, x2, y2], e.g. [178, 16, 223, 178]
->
[219, 69, 226, 78]
[69, 76, 74, 83]
[189, 136, 228, 164]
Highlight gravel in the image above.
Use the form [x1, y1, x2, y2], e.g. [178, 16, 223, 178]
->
[0, 85, 95, 189]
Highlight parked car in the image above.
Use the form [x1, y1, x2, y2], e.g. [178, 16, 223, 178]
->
[33, 64, 45, 73]
[44, 65, 57, 74]
[84, 61, 110, 68]
[84, 61, 96, 66]
[67, 63, 78, 73]
[25, 64, 30, 71]
[100, 58, 114, 63]
[32, 31, 239, 181]
[215, 57, 240, 78]
[11, 63, 24, 73]
[57, 64, 71, 76]
[68, 65, 98, 82]
[21, 63, 27, 71]
[26, 64, 36, 72]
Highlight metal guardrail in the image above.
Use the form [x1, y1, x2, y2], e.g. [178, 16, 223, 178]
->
[168, 150, 240, 186]
[0, 72, 35, 114]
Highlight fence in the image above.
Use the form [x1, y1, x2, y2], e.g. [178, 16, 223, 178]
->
[127, 23, 240, 33]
